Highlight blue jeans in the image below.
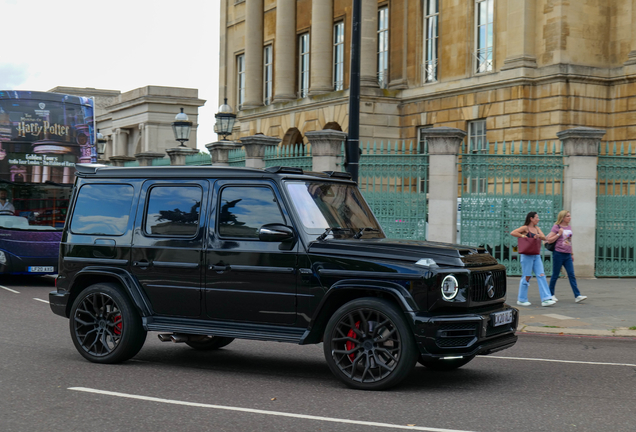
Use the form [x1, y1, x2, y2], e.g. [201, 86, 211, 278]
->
[518, 254, 552, 302]
[549, 251, 581, 298]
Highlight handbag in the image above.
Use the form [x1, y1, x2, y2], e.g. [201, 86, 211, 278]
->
[518, 236, 541, 255]
[545, 224, 560, 252]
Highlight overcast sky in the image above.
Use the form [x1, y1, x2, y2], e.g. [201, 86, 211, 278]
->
[0, 0, 221, 151]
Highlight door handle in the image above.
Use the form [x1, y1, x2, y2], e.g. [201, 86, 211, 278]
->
[133, 261, 151, 268]
[209, 265, 231, 272]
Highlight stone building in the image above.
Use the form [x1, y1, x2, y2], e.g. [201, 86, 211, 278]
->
[219, 0, 636, 146]
[50, 86, 205, 163]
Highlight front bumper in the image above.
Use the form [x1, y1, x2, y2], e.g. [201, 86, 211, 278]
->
[411, 304, 519, 358]
[49, 290, 70, 317]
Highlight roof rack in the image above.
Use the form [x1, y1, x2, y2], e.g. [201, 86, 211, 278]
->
[323, 171, 352, 179]
[264, 166, 304, 174]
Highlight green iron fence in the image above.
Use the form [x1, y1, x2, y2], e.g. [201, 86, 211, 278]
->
[357, 140, 428, 240]
[460, 140, 564, 275]
[185, 152, 212, 166]
[596, 142, 636, 277]
[264, 144, 312, 169]
[228, 148, 246, 167]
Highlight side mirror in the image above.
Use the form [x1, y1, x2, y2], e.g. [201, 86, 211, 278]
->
[258, 224, 295, 243]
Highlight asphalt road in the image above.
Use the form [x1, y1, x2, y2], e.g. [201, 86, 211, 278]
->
[1, 276, 635, 432]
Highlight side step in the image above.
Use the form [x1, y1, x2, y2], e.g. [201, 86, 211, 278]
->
[144, 316, 307, 344]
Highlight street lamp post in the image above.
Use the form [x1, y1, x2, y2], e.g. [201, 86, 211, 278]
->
[172, 107, 193, 146]
[214, 98, 237, 141]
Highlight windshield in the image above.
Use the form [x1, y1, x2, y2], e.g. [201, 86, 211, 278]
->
[285, 181, 384, 239]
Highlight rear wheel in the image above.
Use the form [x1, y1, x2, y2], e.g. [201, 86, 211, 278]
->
[418, 355, 475, 371]
[185, 336, 235, 350]
[323, 298, 418, 390]
[69, 283, 147, 364]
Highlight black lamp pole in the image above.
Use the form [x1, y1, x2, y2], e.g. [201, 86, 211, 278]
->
[346, 0, 361, 183]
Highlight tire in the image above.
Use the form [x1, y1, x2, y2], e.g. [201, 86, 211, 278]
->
[323, 298, 418, 391]
[418, 355, 475, 371]
[185, 336, 235, 350]
[69, 283, 147, 364]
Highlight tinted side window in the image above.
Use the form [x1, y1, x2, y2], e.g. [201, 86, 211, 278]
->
[70, 184, 134, 235]
[218, 186, 285, 238]
[145, 186, 202, 237]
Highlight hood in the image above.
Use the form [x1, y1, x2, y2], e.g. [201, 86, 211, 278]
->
[307, 238, 498, 267]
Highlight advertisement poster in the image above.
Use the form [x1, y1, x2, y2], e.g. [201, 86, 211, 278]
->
[0, 90, 95, 184]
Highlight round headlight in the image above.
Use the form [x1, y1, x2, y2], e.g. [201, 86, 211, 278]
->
[441, 275, 459, 300]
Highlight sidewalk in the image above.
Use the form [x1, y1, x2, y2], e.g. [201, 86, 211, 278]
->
[508, 277, 636, 337]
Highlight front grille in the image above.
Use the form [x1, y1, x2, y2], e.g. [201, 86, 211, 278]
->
[471, 270, 506, 302]
[436, 323, 478, 348]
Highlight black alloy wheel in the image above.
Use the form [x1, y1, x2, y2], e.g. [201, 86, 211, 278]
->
[418, 355, 475, 371]
[323, 298, 418, 390]
[69, 283, 147, 364]
[185, 336, 235, 350]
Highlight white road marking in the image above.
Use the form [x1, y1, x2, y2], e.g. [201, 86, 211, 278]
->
[69, 387, 475, 432]
[0, 285, 20, 293]
[33, 298, 49, 304]
[484, 355, 636, 368]
[541, 313, 575, 320]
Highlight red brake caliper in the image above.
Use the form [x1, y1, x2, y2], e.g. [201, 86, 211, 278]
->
[346, 321, 361, 361]
[113, 314, 123, 336]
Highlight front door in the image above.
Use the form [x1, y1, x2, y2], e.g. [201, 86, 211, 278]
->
[131, 180, 209, 317]
[205, 180, 298, 325]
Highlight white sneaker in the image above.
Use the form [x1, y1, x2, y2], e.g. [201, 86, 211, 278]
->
[551, 296, 559, 302]
[517, 301, 531, 306]
[575, 295, 588, 303]
[541, 299, 556, 307]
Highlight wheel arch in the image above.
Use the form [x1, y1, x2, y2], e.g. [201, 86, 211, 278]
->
[301, 279, 418, 345]
[66, 267, 153, 318]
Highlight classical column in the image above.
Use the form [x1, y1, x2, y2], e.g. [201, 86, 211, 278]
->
[625, 0, 636, 66]
[421, 127, 466, 244]
[306, 130, 347, 172]
[113, 128, 129, 156]
[502, 0, 537, 69]
[240, 135, 281, 169]
[274, 0, 297, 101]
[206, 141, 240, 166]
[360, 0, 378, 87]
[243, 0, 264, 109]
[309, 0, 333, 95]
[557, 127, 605, 278]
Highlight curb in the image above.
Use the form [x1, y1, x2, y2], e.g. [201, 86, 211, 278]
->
[519, 325, 636, 338]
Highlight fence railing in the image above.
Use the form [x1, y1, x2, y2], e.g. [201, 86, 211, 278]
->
[228, 148, 246, 167]
[264, 144, 312, 170]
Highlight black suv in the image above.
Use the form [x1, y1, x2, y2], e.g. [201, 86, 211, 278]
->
[50, 164, 518, 390]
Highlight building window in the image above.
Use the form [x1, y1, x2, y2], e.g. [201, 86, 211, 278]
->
[475, 0, 494, 73]
[237, 54, 245, 109]
[423, 0, 439, 83]
[263, 45, 273, 105]
[377, 6, 389, 89]
[333, 22, 345, 91]
[468, 119, 488, 193]
[298, 33, 310, 98]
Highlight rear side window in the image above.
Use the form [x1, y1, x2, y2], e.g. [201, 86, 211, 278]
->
[70, 184, 134, 235]
[145, 186, 202, 237]
[218, 186, 285, 239]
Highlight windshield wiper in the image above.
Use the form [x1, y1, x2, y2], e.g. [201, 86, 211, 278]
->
[353, 227, 380, 239]
[317, 227, 351, 241]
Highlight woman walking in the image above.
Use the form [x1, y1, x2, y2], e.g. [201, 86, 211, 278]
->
[546, 210, 587, 303]
[511, 212, 556, 307]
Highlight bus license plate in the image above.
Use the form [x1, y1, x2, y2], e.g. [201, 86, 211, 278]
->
[28, 266, 54, 273]
[492, 310, 513, 327]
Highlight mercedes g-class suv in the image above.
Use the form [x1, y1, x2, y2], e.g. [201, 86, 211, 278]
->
[49, 164, 518, 390]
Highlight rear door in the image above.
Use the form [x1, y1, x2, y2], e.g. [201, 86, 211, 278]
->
[205, 180, 298, 324]
[131, 180, 209, 317]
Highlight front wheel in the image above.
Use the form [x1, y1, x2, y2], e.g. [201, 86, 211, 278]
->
[418, 355, 475, 371]
[69, 283, 147, 364]
[323, 298, 418, 390]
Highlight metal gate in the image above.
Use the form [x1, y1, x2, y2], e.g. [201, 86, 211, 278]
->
[460, 141, 563, 275]
[596, 142, 636, 276]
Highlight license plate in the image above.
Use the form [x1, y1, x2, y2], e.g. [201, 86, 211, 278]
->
[28, 266, 54, 273]
[492, 310, 513, 327]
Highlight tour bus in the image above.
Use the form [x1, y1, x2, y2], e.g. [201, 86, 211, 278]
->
[0, 90, 95, 275]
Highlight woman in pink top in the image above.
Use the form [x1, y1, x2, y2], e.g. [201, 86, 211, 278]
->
[546, 210, 587, 303]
